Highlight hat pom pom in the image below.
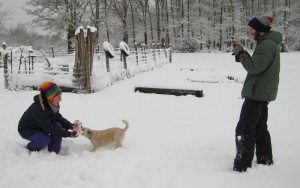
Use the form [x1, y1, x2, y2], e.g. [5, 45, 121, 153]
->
[266, 16, 273, 24]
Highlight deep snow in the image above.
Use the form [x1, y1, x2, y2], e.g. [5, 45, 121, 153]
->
[0, 53, 299, 188]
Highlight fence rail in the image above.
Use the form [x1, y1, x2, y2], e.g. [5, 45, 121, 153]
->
[2, 47, 172, 92]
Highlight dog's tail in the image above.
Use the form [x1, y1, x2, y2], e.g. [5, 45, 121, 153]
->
[122, 120, 129, 131]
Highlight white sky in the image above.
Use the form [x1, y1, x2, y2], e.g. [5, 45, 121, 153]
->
[1, 0, 32, 26]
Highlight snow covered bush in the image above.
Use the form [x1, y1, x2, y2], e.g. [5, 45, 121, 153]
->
[172, 38, 199, 53]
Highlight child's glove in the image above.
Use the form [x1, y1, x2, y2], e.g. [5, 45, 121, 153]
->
[69, 131, 79, 138]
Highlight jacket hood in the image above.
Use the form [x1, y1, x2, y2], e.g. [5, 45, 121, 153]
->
[33, 94, 48, 111]
[260, 31, 283, 44]
[33, 94, 40, 103]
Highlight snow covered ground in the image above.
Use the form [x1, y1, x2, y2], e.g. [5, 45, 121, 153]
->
[0, 52, 299, 188]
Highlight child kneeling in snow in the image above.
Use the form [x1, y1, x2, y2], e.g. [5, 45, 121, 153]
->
[18, 82, 80, 154]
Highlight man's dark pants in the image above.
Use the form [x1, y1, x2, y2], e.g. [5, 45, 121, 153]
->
[234, 98, 273, 172]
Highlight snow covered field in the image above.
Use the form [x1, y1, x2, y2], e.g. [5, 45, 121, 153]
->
[0, 52, 299, 188]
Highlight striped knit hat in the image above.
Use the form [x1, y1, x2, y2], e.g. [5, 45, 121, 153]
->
[248, 16, 273, 32]
[40, 82, 62, 102]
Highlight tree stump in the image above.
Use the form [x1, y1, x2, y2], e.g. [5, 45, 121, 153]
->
[74, 27, 97, 93]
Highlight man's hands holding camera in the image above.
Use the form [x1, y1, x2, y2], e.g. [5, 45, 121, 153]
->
[232, 41, 244, 56]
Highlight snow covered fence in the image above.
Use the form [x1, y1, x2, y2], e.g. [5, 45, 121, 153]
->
[2, 45, 171, 92]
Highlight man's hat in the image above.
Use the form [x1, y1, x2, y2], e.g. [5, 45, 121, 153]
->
[248, 16, 273, 32]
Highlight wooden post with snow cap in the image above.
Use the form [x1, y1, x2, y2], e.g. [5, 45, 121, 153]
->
[74, 27, 84, 85]
[2, 42, 6, 50]
[74, 26, 97, 93]
[119, 41, 130, 71]
[103, 41, 115, 73]
[105, 52, 110, 72]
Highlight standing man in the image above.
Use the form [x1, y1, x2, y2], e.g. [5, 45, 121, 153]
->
[232, 16, 282, 172]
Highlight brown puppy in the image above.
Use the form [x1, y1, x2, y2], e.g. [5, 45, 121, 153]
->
[81, 120, 129, 151]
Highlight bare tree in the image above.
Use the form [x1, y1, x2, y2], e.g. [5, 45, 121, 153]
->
[135, 0, 149, 45]
[104, 0, 111, 41]
[155, 0, 161, 45]
[129, 0, 137, 45]
[0, 3, 12, 30]
[19, 0, 300, 52]
[8, 24, 30, 45]
[25, 0, 89, 52]
[88, 0, 101, 41]
[111, 0, 130, 43]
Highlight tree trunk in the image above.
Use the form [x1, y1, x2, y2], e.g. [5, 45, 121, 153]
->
[156, 0, 161, 45]
[181, 0, 184, 38]
[187, 0, 190, 39]
[219, 1, 223, 51]
[105, 0, 110, 41]
[144, 0, 148, 46]
[129, 0, 136, 44]
[67, 25, 75, 53]
[198, 0, 202, 50]
[165, 0, 170, 47]
[148, 0, 154, 43]
[122, 3, 129, 43]
[170, 0, 177, 41]
[123, 18, 129, 43]
[95, 0, 100, 41]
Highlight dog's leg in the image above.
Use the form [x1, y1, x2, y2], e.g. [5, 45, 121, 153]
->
[91, 145, 97, 152]
[114, 133, 125, 149]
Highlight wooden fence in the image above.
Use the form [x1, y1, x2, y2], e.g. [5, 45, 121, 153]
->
[2, 46, 172, 92]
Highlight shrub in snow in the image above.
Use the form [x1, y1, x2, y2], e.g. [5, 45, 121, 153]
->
[103, 41, 115, 58]
[119, 41, 130, 57]
[173, 38, 199, 53]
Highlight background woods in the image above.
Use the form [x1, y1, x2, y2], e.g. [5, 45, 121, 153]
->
[0, 0, 299, 52]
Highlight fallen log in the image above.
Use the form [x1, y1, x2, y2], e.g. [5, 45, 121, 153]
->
[135, 87, 203, 98]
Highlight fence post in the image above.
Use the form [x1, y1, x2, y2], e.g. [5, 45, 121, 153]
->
[123, 53, 127, 69]
[169, 44, 172, 63]
[85, 28, 96, 93]
[140, 43, 144, 63]
[152, 42, 157, 67]
[134, 42, 138, 66]
[157, 43, 160, 58]
[164, 43, 167, 59]
[3, 53, 9, 89]
[51, 46, 54, 58]
[143, 44, 147, 64]
[10, 48, 12, 74]
[28, 48, 34, 74]
[2, 42, 6, 50]
[106, 53, 110, 72]
[74, 27, 96, 93]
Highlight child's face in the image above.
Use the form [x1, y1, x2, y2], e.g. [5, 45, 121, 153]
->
[51, 94, 62, 107]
